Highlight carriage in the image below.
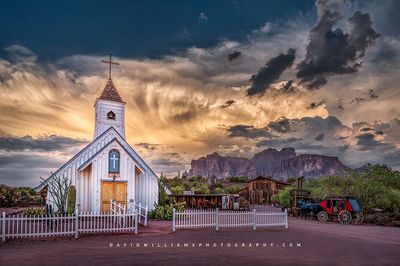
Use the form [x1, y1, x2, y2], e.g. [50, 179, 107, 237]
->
[317, 196, 364, 224]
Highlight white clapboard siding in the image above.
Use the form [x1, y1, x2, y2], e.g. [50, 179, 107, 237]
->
[172, 209, 288, 231]
[1, 210, 138, 242]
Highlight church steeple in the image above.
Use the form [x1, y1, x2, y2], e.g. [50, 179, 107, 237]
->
[93, 54, 126, 140]
[98, 78, 124, 103]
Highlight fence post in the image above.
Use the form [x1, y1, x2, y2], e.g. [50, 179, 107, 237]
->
[75, 208, 79, 239]
[253, 209, 256, 230]
[2, 212, 5, 242]
[216, 208, 219, 231]
[172, 208, 176, 232]
[285, 209, 288, 229]
[139, 203, 142, 224]
[134, 211, 138, 234]
[145, 205, 148, 226]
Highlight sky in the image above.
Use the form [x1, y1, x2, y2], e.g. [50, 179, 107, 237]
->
[0, 0, 400, 187]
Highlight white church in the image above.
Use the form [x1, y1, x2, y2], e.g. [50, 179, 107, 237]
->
[36, 58, 159, 212]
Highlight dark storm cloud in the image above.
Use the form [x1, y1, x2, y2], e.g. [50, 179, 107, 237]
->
[266, 118, 291, 133]
[0, 135, 88, 152]
[296, 10, 380, 89]
[356, 133, 381, 151]
[0, 153, 62, 168]
[228, 51, 242, 61]
[368, 89, 378, 99]
[280, 80, 296, 93]
[360, 127, 373, 132]
[227, 125, 270, 139]
[315, 133, 325, 141]
[247, 48, 295, 96]
[255, 137, 302, 148]
[306, 100, 326, 109]
[221, 100, 235, 108]
[350, 97, 365, 104]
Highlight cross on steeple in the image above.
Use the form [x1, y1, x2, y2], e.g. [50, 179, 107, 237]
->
[101, 54, 119, 79]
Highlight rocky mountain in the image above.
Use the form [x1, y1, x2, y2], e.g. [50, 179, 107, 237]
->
[188, 148, 346, 180]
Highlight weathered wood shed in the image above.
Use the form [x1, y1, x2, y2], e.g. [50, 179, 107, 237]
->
[239, 176, 289, 204]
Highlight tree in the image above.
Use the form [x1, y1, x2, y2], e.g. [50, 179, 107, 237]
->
[44, 174, 71, 214]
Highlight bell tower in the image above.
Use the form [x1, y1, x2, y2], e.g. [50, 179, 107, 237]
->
[94, 55, 126, 139]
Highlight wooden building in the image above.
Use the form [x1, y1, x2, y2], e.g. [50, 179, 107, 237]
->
[239, 176, 289, 204]
[172, 194, 239, 209]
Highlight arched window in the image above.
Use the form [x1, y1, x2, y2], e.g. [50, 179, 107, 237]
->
[107, 111, 116, 120]
[108, 149, 120, 173]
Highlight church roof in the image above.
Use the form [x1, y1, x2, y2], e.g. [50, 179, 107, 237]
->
[98, 78, 124, 103]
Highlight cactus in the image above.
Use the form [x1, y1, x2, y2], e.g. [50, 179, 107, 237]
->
[66, 185, 76, 214]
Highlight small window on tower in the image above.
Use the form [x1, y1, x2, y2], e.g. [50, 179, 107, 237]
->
[107, 111, 116, 120]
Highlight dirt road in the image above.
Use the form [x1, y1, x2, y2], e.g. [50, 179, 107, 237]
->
[1, 218, 399, 266]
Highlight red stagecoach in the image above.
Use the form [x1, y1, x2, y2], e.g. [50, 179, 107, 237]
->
[317, 196, 364, 224]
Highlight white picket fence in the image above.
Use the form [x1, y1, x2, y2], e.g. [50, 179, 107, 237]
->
[1, 209, 138, 242]
[127, 200, 148, 226]
[172, 209, 288, 231]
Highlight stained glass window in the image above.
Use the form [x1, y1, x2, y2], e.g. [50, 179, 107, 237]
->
[109, 149, 120, 173]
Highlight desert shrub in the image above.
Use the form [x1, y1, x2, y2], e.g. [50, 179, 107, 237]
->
[66, 186, 76, 214]
[190, 182, 210, 194]
[228, 176, 247, 182]
[214, 187, 224, 194]
[188, 176, 203, 182]
[271, 187, 293, 208]
[170, 185, 184, 195]
[148, 201, 185, 221]
[224, 185, 241, 194]
[24, 207, 45, 217]
[0, 185, 21, 207]
[214, 181, 223, 188]
[182, 181, 191, 190]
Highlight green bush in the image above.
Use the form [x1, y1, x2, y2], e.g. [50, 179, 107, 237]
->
[24, 207, 45, 217]
[170, 185, 184, 195]
[0, 185, 21, 207]
[214, 187, 224, 194]
[66, 186, 76, 214]
[228, 176, 248, 183]
[224, 185, 241, 194]
[190, 182, 210, 194]
[148, 201, 185, 220]
[271, 187, 293, 208]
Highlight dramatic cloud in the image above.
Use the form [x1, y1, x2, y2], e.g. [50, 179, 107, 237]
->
[0, 135, 88, 152]
[247, 48, 295, 96]
[1, 0, 400, 186]
[226, 125, 271, 139]
[221, 100, 236, 108]
[228, 51, 242, 61]
[297, 7, 380, 89]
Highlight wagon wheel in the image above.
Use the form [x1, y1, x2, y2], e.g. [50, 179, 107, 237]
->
[317, 211, 329, 222]
[338, 210, 352, 224]
[355, 212, 364, 224]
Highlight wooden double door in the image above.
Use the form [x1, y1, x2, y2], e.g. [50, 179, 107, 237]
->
[101, 181, 127, 212]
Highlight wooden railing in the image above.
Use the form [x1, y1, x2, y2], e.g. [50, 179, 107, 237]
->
[127, 200, 148, 226]
[172, 209, 288, 231]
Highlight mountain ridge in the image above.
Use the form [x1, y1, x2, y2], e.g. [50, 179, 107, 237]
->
[188, 147, 346, 180]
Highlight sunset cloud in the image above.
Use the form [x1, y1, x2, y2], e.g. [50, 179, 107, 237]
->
[1, 0, 400, 186]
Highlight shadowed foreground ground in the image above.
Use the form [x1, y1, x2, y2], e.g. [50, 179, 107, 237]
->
[1, 217, 399, 266]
